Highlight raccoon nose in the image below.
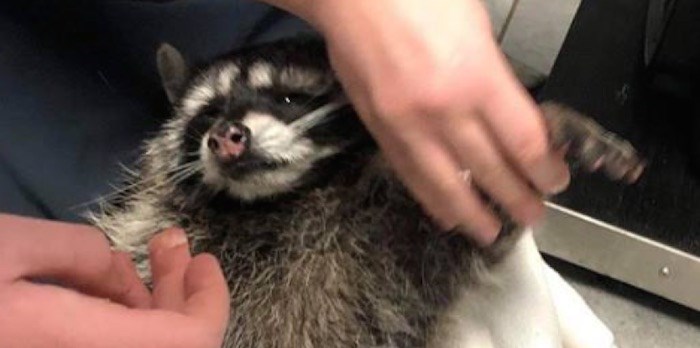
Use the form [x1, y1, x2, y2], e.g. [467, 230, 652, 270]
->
[207, 121, 250, 161]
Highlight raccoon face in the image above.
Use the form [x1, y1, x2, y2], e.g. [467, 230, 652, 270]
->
[156, 40, 367, 202]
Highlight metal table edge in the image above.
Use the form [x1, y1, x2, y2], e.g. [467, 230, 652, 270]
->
[534, 202, 700, 311]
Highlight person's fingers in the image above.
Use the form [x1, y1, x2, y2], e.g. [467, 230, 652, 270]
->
[183, 253, 230, 334]
[149, 228, 191, 312]
[444, 117, 544, 225]
[110, 251, 152, 309]
[375, 127, 503, 245]
[0, 214, 109, 281]
[478, 66, 570, 194]
[0, 214, 136, 302]
[1, 281, 221, 348]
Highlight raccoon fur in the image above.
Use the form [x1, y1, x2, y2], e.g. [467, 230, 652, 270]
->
[90, 37, 644, 348]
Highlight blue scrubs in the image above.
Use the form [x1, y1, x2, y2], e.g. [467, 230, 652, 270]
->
[0, 0, 313, 221]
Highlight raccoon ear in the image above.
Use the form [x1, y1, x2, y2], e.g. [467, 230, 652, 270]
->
[156, 43, 189, 104]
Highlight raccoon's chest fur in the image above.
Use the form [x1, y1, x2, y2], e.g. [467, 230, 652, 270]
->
[89, 36, 500, 347]
[93, 36, 643, 348]
[95, 156, 505, 348]
[176, 162, 493, 347]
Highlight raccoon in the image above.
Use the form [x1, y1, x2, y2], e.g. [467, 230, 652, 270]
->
[91, 37, 644, 347]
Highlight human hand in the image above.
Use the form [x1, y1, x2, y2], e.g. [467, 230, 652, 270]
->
[264, 0, 570, 245]
[0, 214, 229, 348]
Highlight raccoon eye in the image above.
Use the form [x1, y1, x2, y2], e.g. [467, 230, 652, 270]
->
[199, 104, 222, 119]
[275, 93, 314, 106]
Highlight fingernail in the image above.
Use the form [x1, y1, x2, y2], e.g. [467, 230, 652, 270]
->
[549, 179, 569, 194]
[546, 166, 571, 194]
[625, 162, 646, 183]
[453, 223, 500, 248]
[477, 226, 501, 247]
[150, 228, 188, 254]
[591, 156, 606, 171]
[530, 158, 568, 195]
[162, 229, 188, 249]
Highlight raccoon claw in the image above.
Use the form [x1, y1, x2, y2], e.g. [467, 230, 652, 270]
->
[578, 134, 644, 184]
[540, 102, 645, 184]
[626, 161, 646, 183]
[588, 155, 605, 172]
[594, 132, 645, 183]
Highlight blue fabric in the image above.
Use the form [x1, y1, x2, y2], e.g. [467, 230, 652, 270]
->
[0, 0, 313, 221]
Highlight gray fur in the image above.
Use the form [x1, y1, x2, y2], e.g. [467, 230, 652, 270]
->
[91, 39, 644, 348]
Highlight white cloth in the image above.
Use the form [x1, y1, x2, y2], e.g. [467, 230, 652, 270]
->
[438, 229, 616, 348]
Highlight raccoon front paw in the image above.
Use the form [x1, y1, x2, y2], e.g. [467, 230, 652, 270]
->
[540, 102, 645, 183]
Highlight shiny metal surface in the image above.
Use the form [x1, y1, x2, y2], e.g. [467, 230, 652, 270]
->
[534, 202, 700, 311]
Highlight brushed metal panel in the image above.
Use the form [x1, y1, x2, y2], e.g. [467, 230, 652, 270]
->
[535, 202, 700, 311]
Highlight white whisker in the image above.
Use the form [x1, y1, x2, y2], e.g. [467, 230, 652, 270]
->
[290, 98, 350, 135]
[70, 160, 203, 210]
